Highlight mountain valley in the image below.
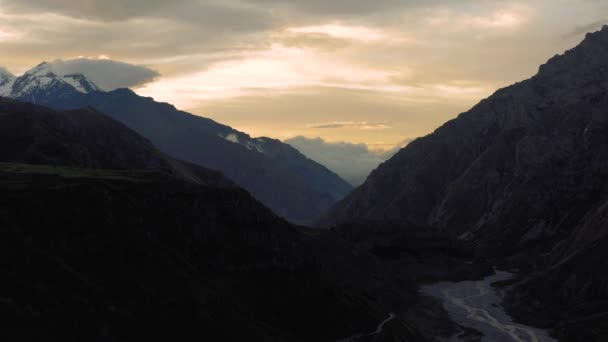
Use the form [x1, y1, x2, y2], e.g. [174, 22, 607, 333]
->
[1, 18, 608, 342]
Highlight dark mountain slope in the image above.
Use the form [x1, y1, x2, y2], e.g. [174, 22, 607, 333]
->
[1, 66, 352, 224]
[0, 164, 445, 342]
[55, 89, 351, 224]
[324, 26, 608, 341]
[505, 200, 608, 341]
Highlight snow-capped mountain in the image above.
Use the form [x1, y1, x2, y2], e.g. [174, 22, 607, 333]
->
[0, 62, 102, 101]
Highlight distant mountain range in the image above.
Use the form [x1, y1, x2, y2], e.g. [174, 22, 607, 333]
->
[324, 26, 608, 340]
[0, 65, 352, 224]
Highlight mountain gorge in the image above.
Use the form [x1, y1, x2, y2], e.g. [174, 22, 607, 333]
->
[325, 26, 608, 341]
[0, 97, 468, 342]
[3, 18, 608, 342]
[0, 66, 352, 224]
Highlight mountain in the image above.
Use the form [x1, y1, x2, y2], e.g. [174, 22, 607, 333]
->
[0, 62, 101, 100]
[0, 64, 352, 224]
[324, 26, 608, 340]
[0, 98, 456, 341]
[0, 97, 229, 187]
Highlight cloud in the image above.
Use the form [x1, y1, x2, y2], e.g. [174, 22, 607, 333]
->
[277, 32, 353, 51]
[46, 58, 160, 90]
[285, 136, 405, 186]
[0, 0, 275, 33]
[423, 4, 533, 34]
[0, 26, 21, 42]
[243, 0, 435, 17]
[307, 121, 391, 130]
[0, 66, 15, 78]
[136, 43, 409, 106]
[563, 20, 608, 38]
[287, 24, 389, 42]
[0, 0, 176, 21]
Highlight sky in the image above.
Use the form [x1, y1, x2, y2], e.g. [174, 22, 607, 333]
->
[285, 136, 406, 186]
[0, 0, 607, 153]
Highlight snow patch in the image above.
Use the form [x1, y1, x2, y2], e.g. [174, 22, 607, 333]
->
[218, 133, 266, 154]
[63, 74, 102, 93]
[224, 133, 239, 143]
[62, 76, 88, 93]
[246, 141, 265, 153]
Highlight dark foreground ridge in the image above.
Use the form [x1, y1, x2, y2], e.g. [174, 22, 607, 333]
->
[0, 163, 459, 341]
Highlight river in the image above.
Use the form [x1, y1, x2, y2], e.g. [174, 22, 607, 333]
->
[421, 270, 557, 342]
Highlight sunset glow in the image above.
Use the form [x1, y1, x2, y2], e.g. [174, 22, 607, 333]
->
[0, 0, 605, 149]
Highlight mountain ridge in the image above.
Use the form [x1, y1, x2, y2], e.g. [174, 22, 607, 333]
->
[0, 65, 352, 224]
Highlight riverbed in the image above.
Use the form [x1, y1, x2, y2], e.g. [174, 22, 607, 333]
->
[421, 270, 557, 342]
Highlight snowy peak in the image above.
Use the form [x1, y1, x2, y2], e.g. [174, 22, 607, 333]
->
[0, 62, 102, 99]
[23, 61, 53, 77]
